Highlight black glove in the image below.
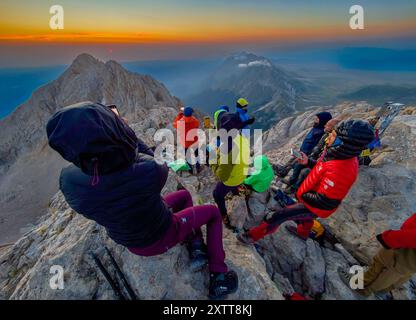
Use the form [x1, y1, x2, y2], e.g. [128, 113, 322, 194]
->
[376, 233, 391, 249]
[245, 117, 255, 125]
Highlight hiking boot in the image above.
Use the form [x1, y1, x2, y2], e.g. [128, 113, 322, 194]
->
[187, 241, 208, 272]
[209, 270, 238, 300]
[285, 225, 308, 240]
[236, 232, 255, 246]
[274, 189, 296, 207]
[337, 266, 368, 299]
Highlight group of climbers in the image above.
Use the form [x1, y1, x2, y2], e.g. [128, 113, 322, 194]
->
[274, 111, 334, 194]
[45, 99, 415, 300]
[237, 119, 376, 243]
[47, 102, 237, 300]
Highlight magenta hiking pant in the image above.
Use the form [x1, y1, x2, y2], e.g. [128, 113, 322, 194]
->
[128, 189, 228, 273]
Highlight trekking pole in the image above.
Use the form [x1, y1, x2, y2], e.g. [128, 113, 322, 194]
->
[90, 252, 126, 300]
[104, 246, 138, 300]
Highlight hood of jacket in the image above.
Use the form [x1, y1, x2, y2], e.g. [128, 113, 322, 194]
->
[315, 111, 332, 129]
[46, 102, 138, 176]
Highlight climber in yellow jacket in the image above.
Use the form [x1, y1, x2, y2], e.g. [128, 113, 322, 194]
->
[211, 111, 250, 229]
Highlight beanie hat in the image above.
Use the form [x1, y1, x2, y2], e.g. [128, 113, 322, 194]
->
[236, 98, 248, 108]
[336, 120, 375, 149]
[316, 112, 332, 127]
[326, 119, 375, 160]
[184, 106, 193, 117]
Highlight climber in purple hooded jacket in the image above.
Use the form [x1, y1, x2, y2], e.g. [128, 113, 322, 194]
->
[46, 102, 238, 300]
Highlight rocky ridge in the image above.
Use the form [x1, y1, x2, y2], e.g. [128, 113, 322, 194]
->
[0, 54, 180, 243]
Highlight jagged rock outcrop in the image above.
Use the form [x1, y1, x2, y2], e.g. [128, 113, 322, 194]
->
[259, 102, 416, 299]
[1, 52, 415, 301]
[0, 54, 180, 243]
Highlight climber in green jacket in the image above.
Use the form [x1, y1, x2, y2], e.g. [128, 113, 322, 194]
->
[244, 155, 275, 193]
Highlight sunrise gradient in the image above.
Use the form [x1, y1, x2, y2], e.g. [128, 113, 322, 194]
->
[1, 0, 415, 66]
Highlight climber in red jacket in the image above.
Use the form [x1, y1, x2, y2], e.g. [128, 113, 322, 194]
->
[173, 106, 201, 172]
[378, 213, 416, 249]
[338, 213, 416, 296]
[237, 120, 375, 244]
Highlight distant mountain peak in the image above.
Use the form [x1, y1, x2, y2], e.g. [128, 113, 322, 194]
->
[229, 51, 252, 60]
[188, 51, 303, 128]
[72, 53, 101, 66]
[105, 59, 124, 69]
[226, 52, 272, 67]
[0, 54, 181, 244]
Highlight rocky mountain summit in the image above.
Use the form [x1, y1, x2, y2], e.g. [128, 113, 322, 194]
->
[0, 54, 180, 244]
[0, 52, 415, 300]
[261, 102, 416, 299]
[0, 168, 282, 300]
[1, 96, 415, 299]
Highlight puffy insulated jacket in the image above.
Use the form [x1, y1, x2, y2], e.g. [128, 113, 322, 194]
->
[173, 112, 200, 148]
[211, 133, 250, 187]
[60, 158, 171, 248]
[244, 155, 275, 192]
[47, 102, 172, 248]
[296, 157, 359, 218]
[377, 214, 416, 273]
[296, 119, 374, 218]
[379, 214, 416, 249]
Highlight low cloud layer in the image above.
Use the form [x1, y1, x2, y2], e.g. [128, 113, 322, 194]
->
[238, 60, 271, 68]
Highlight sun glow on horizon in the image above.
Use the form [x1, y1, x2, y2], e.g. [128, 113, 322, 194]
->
[1, 0, 415, 67]
[1, 0, 415, 45]
[1, 17, 415, 45]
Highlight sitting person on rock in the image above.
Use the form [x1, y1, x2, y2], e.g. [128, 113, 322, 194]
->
[338, 213, 416, 298]
[274, 112, 332, 193]
[173, 106, 201, 174]
[288, 118, 342, 193]
[237, 120, 375, 244]
[46, 102, 238, 300]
